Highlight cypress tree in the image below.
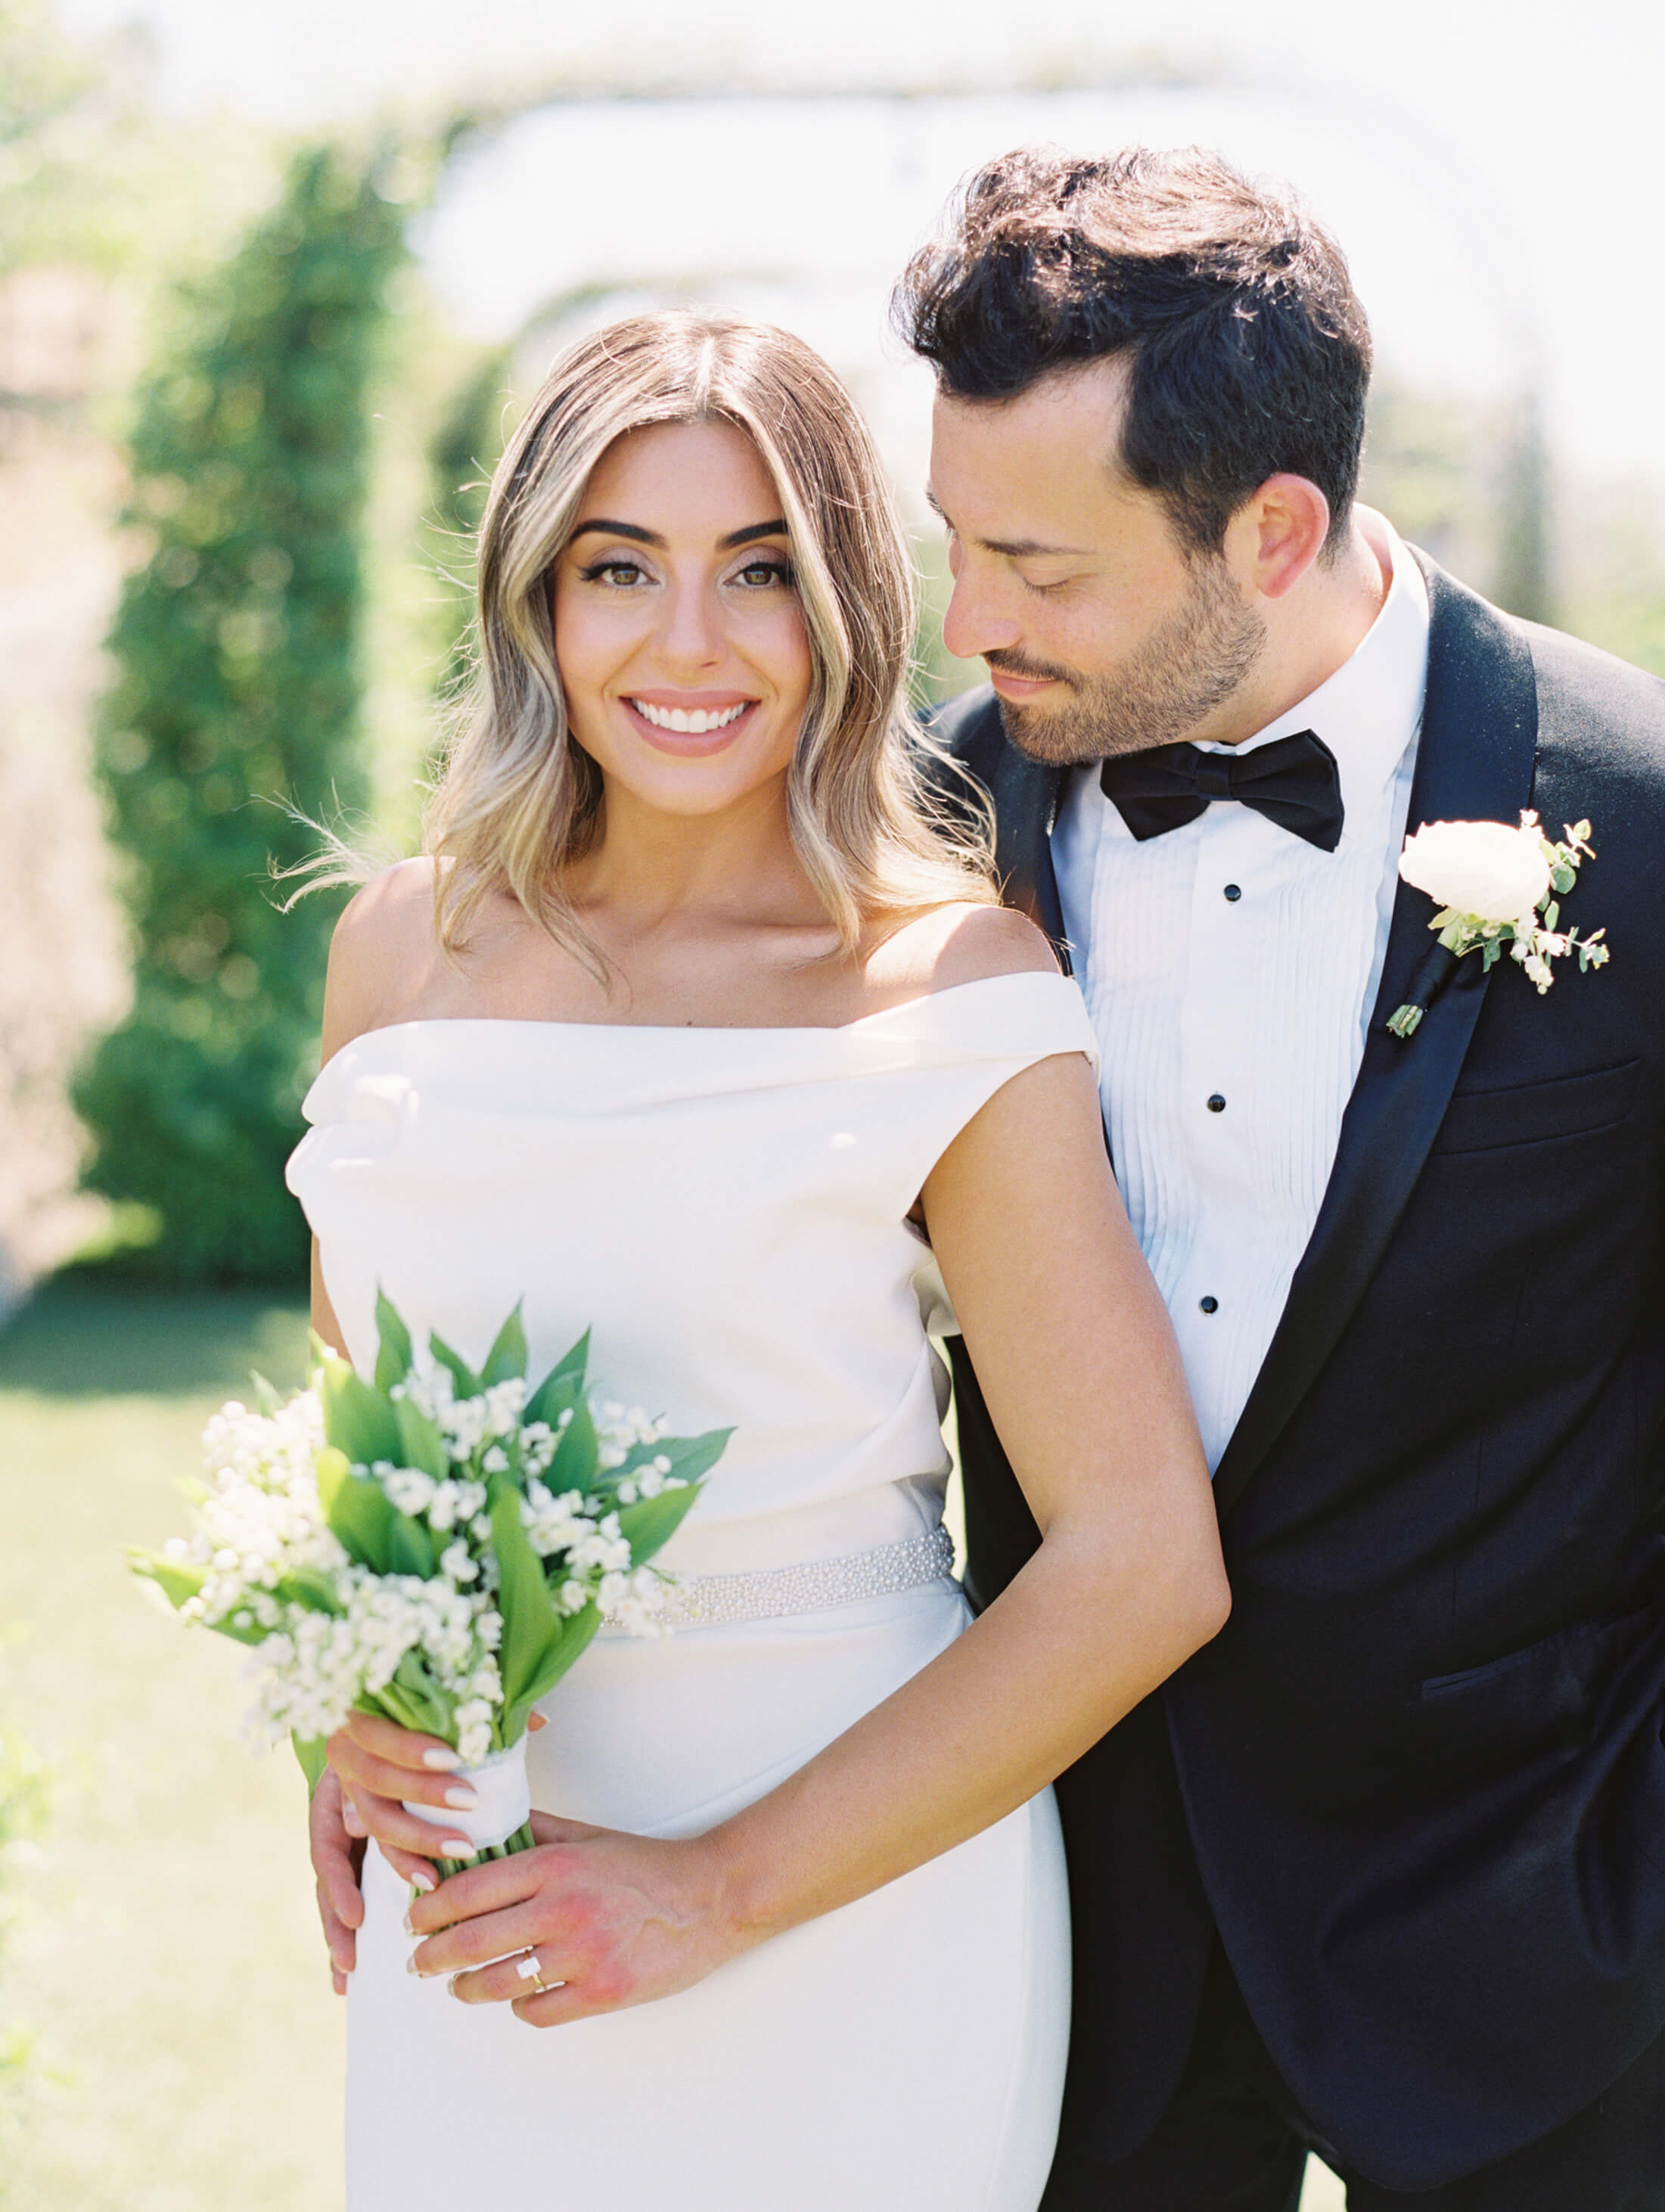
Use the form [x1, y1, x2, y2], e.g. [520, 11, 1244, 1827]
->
[75, 142, 405, 1281]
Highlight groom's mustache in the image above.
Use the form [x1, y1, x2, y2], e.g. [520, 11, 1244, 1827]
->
[983, 648, 1078, 688]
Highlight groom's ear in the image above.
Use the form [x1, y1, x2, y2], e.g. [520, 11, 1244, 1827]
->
[1232, 474, 1332, 602]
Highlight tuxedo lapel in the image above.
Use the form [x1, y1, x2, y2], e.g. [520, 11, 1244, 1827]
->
[979, 710, 1068, 961]
[1210, 558, 1540, 1521]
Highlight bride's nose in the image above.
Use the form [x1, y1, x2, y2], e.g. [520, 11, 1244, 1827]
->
[654, 575, 726, 672]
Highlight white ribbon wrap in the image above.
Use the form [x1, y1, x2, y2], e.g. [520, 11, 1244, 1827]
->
[402, 1733, 531, 1853]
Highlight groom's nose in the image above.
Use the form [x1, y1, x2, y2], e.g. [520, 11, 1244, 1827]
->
[941, 560, 1023, 665]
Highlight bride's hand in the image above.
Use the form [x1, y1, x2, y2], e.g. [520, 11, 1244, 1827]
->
[309, 1768, 365, 1993]
[325, 1712, 548, 1889]
[405, 1810, 746, 2026]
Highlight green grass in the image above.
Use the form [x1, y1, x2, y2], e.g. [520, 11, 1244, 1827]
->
[0, 1277, 344, 2212]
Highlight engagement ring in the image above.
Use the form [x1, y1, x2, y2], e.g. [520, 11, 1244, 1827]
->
[515, 1949, 552, 1994]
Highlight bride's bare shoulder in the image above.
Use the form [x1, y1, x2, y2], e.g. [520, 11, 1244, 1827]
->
[335, 855, 440, 943]
[871, 900, 1061, 1000]
[322, 857, 446, 1055]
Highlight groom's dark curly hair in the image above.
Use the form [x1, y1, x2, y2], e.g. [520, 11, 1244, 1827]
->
[894, 145, 1372, 560]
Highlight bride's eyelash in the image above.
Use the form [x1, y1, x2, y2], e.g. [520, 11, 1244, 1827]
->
[573, 555, 794, 586]
[735, 557, 796, 587]
[577, 556, 647, 583]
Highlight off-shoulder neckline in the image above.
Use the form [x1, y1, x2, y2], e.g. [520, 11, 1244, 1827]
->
[328, 970, 1078, 1058]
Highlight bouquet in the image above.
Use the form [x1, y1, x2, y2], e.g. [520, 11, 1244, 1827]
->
[132, 1293, 729, 1872]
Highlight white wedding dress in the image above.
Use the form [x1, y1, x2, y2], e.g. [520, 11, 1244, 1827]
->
[285, 972, 1095, 2212]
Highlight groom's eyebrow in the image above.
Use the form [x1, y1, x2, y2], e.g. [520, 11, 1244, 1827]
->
[923, 485, 1092, 560]
[567, 518, 789, 549]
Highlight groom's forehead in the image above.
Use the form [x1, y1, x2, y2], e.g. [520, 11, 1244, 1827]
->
[927, 363, 1148, 540]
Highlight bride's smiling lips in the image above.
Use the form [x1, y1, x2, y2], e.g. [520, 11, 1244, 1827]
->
[620, 689, 761, 755]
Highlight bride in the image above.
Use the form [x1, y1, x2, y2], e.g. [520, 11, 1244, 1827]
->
[288, 309, 1227, 2210]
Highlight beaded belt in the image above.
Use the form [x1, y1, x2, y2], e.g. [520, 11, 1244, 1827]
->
[607, 1524, 958, 1633]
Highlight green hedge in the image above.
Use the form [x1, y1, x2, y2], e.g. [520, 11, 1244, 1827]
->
[75, 144, 405, 1282]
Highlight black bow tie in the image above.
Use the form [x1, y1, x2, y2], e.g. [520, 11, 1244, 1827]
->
[1097, 729, 1344, 852]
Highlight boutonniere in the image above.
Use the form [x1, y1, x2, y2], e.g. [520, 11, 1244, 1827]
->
[1387, 811, 1609, 1039]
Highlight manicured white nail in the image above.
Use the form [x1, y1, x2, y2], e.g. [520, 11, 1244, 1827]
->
[408, 1869, 435, 1895]
[442, 1838, 476, 1859]
[421, 1748, 462, 1771]
[443, 1787, 480, 1811]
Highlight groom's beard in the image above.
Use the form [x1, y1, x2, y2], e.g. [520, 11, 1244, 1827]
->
[989, 552, 1268, 766]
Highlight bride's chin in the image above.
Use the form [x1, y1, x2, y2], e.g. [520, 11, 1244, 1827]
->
[595, 765, 784, 822]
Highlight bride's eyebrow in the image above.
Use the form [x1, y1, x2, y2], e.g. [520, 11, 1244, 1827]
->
[567, 518, 790, 550]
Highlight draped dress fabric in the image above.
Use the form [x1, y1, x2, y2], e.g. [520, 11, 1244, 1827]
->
[284, 971, 1096, 2212]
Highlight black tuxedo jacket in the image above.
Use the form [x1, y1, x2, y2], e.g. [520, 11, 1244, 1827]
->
[938, 555, 1665, 2190]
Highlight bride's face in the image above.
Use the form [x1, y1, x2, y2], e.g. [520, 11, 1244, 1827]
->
[552, 418, 814, 819]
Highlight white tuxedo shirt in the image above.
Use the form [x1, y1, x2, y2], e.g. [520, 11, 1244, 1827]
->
[1051, 515, 1430, 1470]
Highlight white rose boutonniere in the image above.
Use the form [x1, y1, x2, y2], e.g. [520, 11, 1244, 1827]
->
[1387, 810, 1609, 1039]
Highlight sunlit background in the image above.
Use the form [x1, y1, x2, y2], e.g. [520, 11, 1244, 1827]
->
[2, 0, 1660, 2202]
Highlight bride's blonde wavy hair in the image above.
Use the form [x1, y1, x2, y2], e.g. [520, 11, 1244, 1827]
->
[424, 309, 996, 962]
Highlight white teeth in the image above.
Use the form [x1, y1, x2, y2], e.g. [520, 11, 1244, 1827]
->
[629, 699, 749, 735]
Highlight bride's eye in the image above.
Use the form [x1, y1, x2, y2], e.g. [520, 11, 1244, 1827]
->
[732, 555, 794, 590]
[576, 555, 650, 587]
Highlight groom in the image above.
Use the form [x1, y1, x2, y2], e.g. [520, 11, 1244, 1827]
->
[898, 148, 1665, 2207]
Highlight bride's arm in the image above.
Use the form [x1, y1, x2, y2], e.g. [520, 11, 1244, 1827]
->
[402, 1040, 1229, 2022]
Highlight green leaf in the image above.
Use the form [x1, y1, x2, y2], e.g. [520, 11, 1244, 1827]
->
[315, 1444, 353, 1519]
[654, 1428, 733, 1488]
[489, 1479, 564, 1713]
[324, 1469, 396, 1572]
[502, 1605, 601, 1744]
[374, 1288, 414, 1393]
[317, 1351, 400, 1465]
[362, 1674, 447, 1738]
[386, 1511, 436, 1577]
[390, 1652, 451, 1733]
[521, 1375, 580, 1449]
[292, 1734, 329, 1794]
[393, 1396, 447, 1481]
[427, 1331, 480, 1400]
[1551, 863, 1576, 894]
[1543, 900, 1560, 932]
[482, 1303, 529, 1387]
[546, 1400, 599, 1490]
[275, 1564, 344, 1614]
[250, 1370, 282, 1416]
[524, 1331, 590, 1426]
[129, 1550, 207, 1609]
[614, 1481, 705, 1565]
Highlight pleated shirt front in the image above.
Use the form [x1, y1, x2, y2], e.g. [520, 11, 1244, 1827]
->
[1052, 515, 1430, 1470]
